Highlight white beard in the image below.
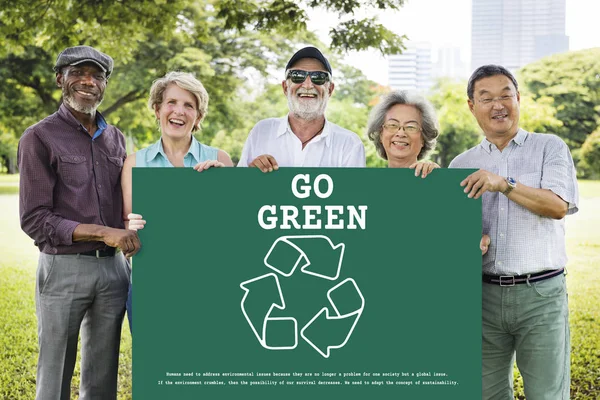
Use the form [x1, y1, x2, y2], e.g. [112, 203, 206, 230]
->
[62, 88, 103, 115]
[286, 85, 329, 121]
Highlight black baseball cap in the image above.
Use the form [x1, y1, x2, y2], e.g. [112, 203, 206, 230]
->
[54, 45, 114, 77]
[285, 46, 332, 76]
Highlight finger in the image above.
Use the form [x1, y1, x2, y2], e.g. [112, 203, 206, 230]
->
[129, 239, 142, 257]
[463, 177, 475, 193]
[257, 157, 272, 173]
[128, 213, 143, 220]
[260, 156, 274, 172]
[204, 160, 223, 170]
[460, 174, 473, 188]
[414, 163, 423, 177]
[408, 162, 417, 169]
[469, 180, 484, 198]
[254, 158, 268, 173]
[196, 161, 210, 171]
[266, 155, 279, 171]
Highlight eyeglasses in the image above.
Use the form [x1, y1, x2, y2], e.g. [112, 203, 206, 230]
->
[477, 94, 516, 106]
[382, 122, 421, 134]
[286, 70, 331, 85]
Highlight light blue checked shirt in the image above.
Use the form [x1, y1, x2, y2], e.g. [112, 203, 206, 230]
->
[449, 129, 579, 276]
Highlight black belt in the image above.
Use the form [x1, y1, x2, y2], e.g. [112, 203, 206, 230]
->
[482, 268, 564, 286]
[79, 247, 116, 258]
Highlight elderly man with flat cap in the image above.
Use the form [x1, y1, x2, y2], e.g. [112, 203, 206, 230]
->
[18, 45, 140, 400]
[238, 46, 366, 170]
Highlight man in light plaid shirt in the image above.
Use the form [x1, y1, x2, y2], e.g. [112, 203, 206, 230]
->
[450, 65, 579, 400]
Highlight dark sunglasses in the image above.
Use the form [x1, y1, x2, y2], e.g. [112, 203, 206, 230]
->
[286, 70, 331, 85]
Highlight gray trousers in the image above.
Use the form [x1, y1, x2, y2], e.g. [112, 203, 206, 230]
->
[35, 252, 130, 400]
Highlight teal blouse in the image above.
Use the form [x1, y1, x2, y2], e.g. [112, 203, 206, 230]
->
[135, 137, 218, 167]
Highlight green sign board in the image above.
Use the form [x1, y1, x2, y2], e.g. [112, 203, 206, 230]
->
[133, 168, 482, 400]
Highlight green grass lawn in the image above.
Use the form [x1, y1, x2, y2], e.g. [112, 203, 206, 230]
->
[1, 180, 599, 399]
[0, 194, 131, 400]
[0, 174, 19, 195]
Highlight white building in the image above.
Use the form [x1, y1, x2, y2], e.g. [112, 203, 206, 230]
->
[433, 46, 469, 80]
[471, 0, 569, 72]
[388, 42, 433, 92]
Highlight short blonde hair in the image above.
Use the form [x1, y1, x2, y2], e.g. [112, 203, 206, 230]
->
[148, 71, 209, 132]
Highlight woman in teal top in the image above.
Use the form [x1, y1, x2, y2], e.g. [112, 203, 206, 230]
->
[121, 71, 233, 330]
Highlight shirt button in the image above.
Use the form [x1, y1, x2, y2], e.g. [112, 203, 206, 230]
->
[500, 233, 505, 237]
[96, 161, 99, 165]
[98, 184, 102, 189]
[501, 208, 505, 211]
[497, 261, 503, 266]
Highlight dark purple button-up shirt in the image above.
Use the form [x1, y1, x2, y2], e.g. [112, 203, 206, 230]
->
[18, 103, 126, 254]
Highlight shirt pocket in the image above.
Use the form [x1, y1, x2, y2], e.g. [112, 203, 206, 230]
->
[107, 156, 124, 188]
[59, 155, 89, 186]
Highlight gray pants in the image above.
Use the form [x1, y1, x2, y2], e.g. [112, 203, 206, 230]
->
[35, 252, 130, 400]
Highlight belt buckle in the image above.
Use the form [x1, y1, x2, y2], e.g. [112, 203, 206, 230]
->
[499, 275, 515, 287]
[95, 249, 102, 258]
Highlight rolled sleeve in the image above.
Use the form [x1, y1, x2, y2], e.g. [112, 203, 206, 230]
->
[541, 136, 579, 214]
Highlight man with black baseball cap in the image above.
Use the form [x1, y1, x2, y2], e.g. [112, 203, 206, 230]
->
[238, 46, 365, 170]
[18, 45, 139, 399]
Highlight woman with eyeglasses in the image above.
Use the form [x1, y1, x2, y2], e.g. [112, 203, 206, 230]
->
[366, 90, 490, 253]
[366, 90, 440, 177]
[120, 71, 233, 331]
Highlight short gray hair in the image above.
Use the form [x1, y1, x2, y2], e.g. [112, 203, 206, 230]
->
[366, 91, 439, 161]
[148, 71, 209, 132]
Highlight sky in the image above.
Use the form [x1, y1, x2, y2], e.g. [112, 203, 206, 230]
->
[306, 0, 600, 85]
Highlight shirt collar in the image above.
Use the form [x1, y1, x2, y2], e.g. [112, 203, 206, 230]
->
[278, 115, 332, 148]
[145, 137, 199, 164]
[58, 103, 108, 138]
[479, 128, 528, 153]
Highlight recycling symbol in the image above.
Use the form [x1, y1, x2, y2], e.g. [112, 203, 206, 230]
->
[240, 235, 365, 358]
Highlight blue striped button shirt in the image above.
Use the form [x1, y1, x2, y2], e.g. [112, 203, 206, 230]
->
[449, 129, 579, 276]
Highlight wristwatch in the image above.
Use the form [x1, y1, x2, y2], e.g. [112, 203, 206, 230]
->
[502, 177, 516, 196]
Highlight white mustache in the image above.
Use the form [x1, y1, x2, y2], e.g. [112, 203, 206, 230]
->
[297, 88, 319, 96]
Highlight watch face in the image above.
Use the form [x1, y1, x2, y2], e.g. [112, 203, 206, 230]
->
[508, 177, 516, 185]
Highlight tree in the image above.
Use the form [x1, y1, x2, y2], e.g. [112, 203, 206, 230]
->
[580, 128, 600, 179]
[519, 48, 600, 148]
[1, 0, 409, 172]
[428, 79, 481, 167]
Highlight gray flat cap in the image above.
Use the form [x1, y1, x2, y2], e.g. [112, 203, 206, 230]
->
[54, 45, 114, 77]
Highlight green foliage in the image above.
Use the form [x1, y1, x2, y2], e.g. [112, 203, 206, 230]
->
[519, 48, 600, 148]
[0, 0, 408, 170]
[518, 94, 563, 134]
[428, 79, 481, 167]
[579, 129, 600, 179]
